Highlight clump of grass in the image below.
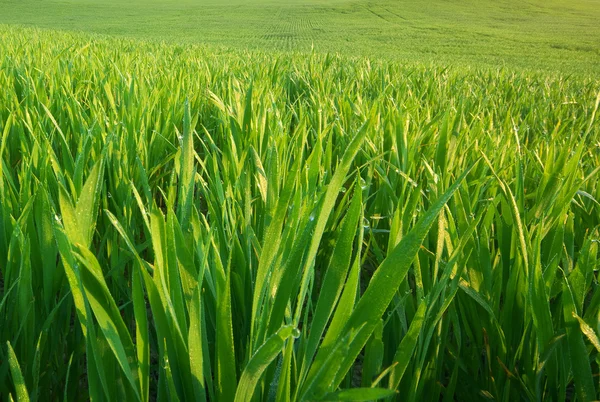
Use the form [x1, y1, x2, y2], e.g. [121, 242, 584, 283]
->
[0, 26, 599, 401]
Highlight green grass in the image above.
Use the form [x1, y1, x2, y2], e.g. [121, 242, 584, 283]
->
[1, 0, 600, 72]
[0, 25, 599, 400]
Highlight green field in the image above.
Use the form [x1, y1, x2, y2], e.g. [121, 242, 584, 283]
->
[2, 0, 600, 72]
[0, 0, 600, 401]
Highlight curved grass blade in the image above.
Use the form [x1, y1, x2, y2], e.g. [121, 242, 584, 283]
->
[293, 120, 370, 326]
[563, 279, 596, 401]
[73, 246, 141, 401]
[6, 341, 30, 402]
[301, 186, 362, 375]
[388, 300, 427, 389]
[234, 325, 298, 402]
[303, 163, 475, 398]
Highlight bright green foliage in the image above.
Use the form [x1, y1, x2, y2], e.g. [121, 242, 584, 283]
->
[1, 0, 600, 73]
[0, 26, 599, 401]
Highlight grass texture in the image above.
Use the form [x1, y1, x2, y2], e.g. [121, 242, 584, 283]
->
[1, 0, 600, 73]
[0, 26, 599, 400]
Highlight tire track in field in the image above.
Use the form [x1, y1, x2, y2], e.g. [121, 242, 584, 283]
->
[384, 7, 408, 21]
[363, 5, 411, 27]
[259, 7, 323, 51]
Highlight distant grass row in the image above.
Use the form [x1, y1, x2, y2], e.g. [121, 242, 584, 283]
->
[2, 0, 600, 73]
[0, 26, 599, 401]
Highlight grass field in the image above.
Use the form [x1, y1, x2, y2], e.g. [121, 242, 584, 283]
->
[1, 0, 600, 72]
[0, 0, 599, 401]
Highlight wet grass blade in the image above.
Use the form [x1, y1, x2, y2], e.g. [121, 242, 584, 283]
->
[7, 341, 29, 402]
[304, 164, 475, 398]
[234, 325, 298, 402]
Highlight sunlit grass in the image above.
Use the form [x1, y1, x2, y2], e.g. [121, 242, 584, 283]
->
[0, 26, 599, 401]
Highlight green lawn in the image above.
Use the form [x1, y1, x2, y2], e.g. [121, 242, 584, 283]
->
[1, 0, 600, 72]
